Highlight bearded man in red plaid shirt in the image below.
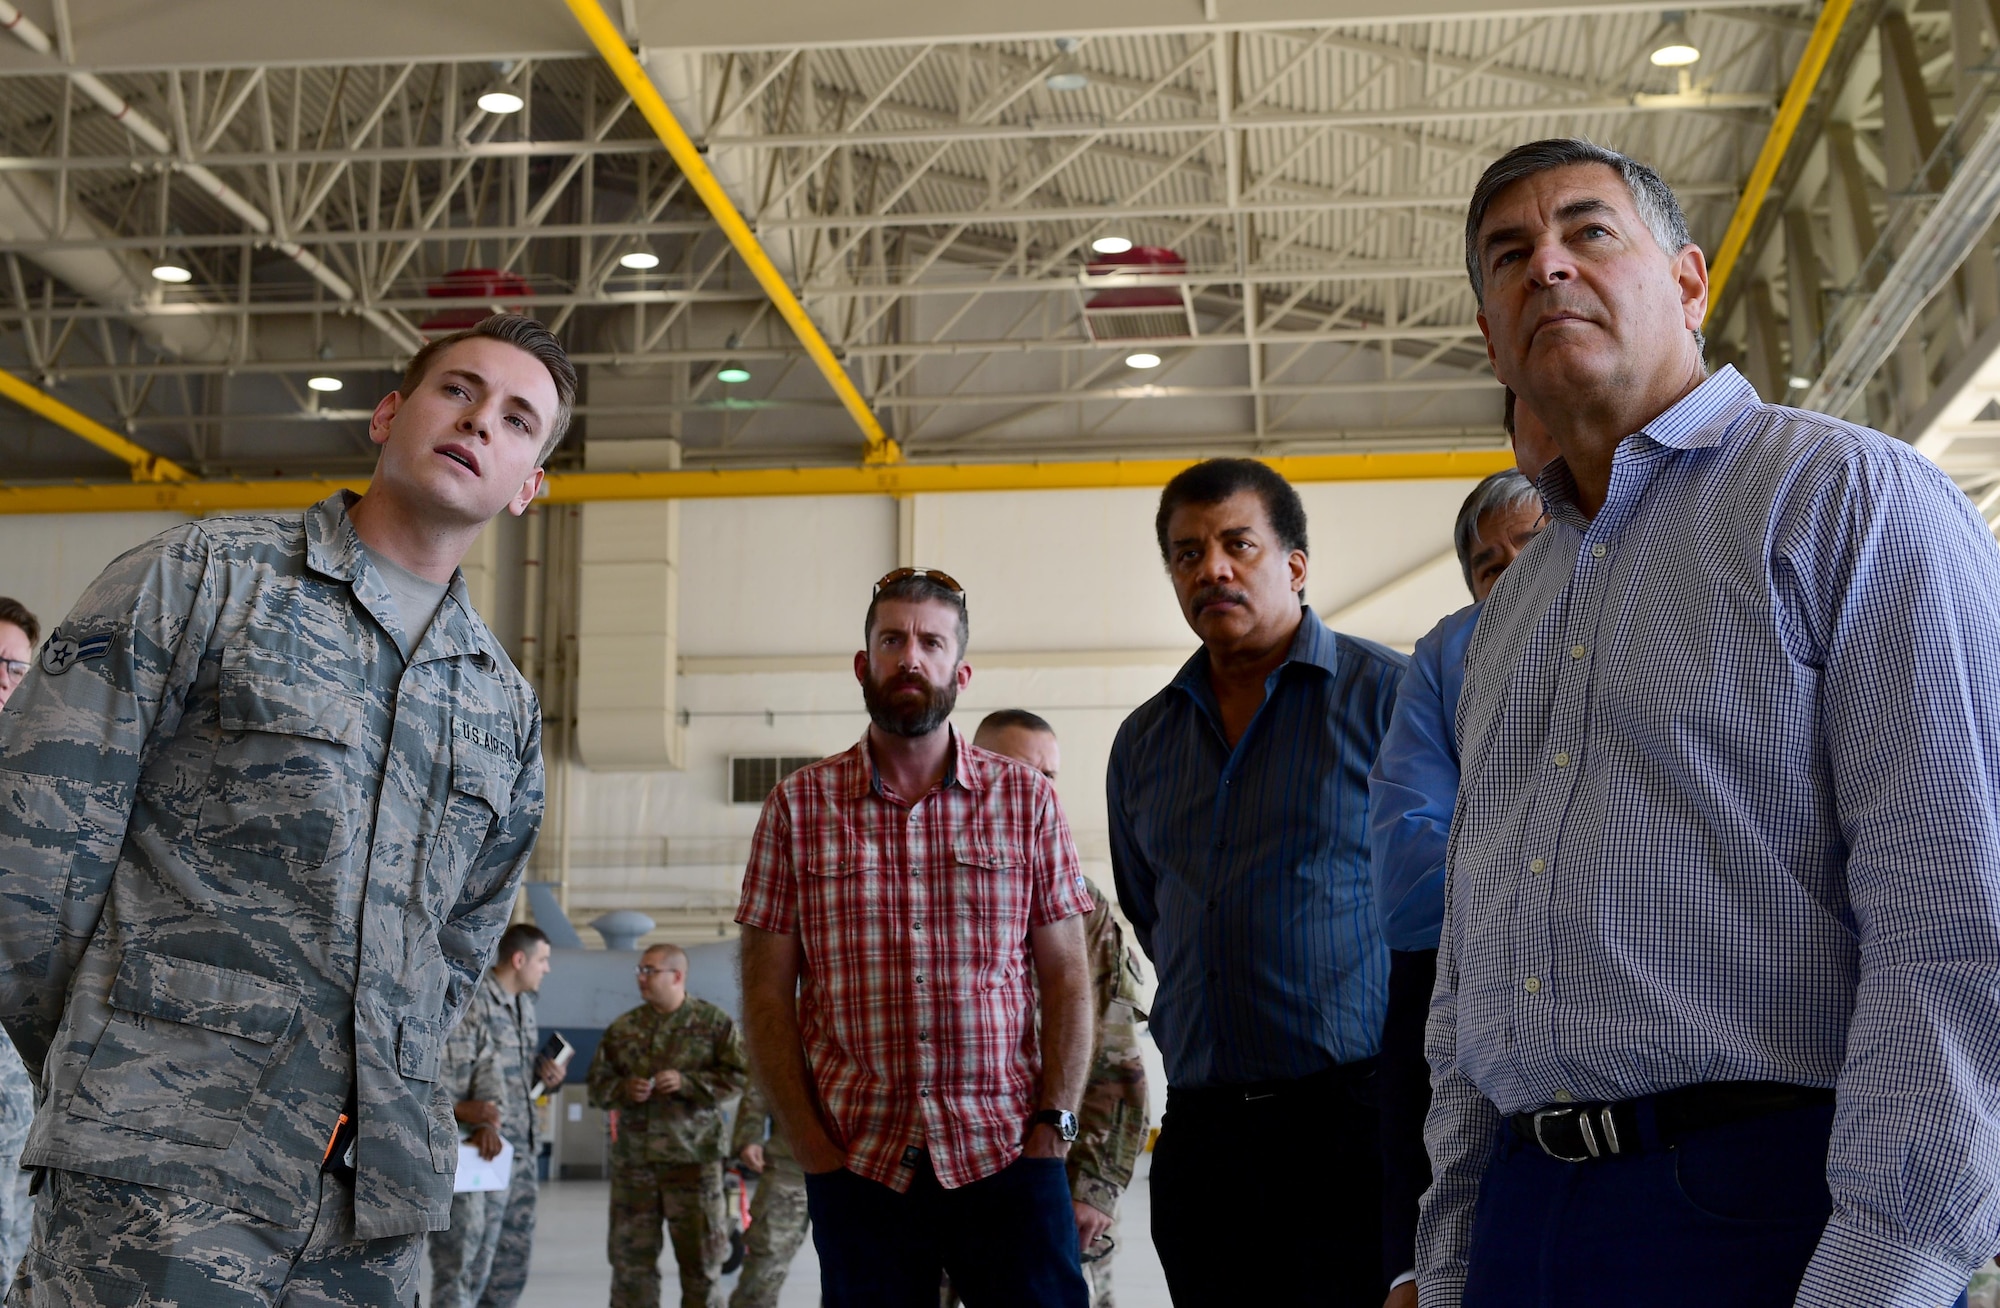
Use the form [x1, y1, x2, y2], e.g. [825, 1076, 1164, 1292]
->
[736, 568, 1095, 1308]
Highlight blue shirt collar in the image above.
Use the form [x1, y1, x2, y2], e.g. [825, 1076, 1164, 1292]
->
[1535, 366, 1759, 525]
[1170, 603, 1339, 700]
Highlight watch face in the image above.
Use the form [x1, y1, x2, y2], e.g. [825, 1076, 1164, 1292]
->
[1056, 1111, 1079, 1142]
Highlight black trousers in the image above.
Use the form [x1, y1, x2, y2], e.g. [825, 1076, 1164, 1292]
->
[1150, 1060, 1386, 1307]
[1378, 947, 1438, 1285]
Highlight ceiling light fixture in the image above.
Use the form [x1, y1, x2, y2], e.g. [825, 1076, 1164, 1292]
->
[1649, 13, 1700, 67]
[619, 251, 661, 270]
[1045, 38, 1090, 92]
[1091, 236, 1134, 255]
[306, 376, 343, 393]
[151, 263, 192, 283]
[717, 365, 752, 384]
[1125, 352, 1162, 369]
[1788, 375, 1812, 390]
[477, 89, 526, 115]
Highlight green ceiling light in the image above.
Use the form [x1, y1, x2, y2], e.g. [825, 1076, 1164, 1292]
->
[717, 365, 752, 384]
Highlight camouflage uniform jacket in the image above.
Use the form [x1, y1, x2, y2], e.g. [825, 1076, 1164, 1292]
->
[729, 1084, 792, 1166]
[1069, 877, 1150, 1217]
[586, 997, 748, 1168]
[439, 973, 507, 1129]
[0, 493, 544, 1240]
[465, 970, 542, 1152]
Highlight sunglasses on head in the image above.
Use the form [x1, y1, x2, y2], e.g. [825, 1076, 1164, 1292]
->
[873, 567, 965, 597]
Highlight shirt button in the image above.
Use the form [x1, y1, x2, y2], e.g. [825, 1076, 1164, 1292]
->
[1591, 543, 1607, 559]
[912, 921, 923, 933]
[1528, 858, 1547, 875]
[1553, 751, 1570, 768]
[1206, 968, 1219, 982]
[1570, 645, 1586, 660]
[915, 974, 926, 985]
[1207, 899, 1217, 912]
[920, 1088, 930, 1098]
[1553, 1090, 1574, 1103]
[918, 1031, 929, 1041]
[1524, 976, 1542, 994]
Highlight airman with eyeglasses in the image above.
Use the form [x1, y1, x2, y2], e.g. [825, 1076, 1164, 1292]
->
[0, 597, 37, 709]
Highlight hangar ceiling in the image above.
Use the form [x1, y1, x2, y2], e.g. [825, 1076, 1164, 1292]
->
[0, 0, 1990, 498]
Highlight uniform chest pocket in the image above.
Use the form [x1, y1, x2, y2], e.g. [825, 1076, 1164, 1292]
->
[422, 729, 512, 918]
[796, 829, 885, 928]
[70, 952, 301, 1149]
[198, 647, 365, 867]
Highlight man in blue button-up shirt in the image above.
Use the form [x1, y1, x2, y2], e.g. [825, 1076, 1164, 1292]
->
[1419, 137, 2000, 1308]
[1108, 458, 1406, 1307]
[1368, 449, 1543, 1307]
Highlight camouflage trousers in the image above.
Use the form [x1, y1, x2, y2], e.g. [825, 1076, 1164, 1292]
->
[609, 1159, 727, 1308]
[472, 1149, 538, 1308]
[0, 1152, 29, 1294]
[428, 1185, 507, 1308]
[728, 1157, 807, 1308]
[4, 1167, 420, 1307]
[939, 1211, 1119, 1308]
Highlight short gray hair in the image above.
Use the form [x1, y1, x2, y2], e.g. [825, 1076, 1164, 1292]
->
[1453, 468, 1540, 596]
[1464, 138, 1693, 303]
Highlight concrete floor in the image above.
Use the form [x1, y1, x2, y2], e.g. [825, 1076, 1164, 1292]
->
[507, 1154, 1171, 1307]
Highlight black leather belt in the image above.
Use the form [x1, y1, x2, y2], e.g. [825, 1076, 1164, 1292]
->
[1509, 1081, 1834, 1163]
[1170, 1056, 1378, 1111]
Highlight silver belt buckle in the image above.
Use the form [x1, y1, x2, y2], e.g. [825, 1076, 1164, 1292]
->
[1531, 1107, 1595, 1162]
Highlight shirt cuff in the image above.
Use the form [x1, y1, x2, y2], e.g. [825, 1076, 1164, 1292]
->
[1071, 1173, 1123, 1216]
[1794, 1214, 1973, 1308]
[1390, 1270, 1416, 1290]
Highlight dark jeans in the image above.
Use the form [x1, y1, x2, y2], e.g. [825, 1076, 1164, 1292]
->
[1151, 1061, 1386, 1307]
[1379, 947, 1438, 1286]
[1463, 1098, 1968, 1308]
[803, 1153, 1087, 1308]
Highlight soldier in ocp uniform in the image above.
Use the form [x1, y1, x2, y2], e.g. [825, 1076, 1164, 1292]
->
[727, 1085, 808, 1308]
[586, 944, 749, 1308]
[0, 315, 572, 1306]
[972, 711, 1151, 1308]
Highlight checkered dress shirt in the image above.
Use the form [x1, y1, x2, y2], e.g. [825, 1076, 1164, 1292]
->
[1417, 367, 2000, 1308]
[736, 726, 1092, 1192]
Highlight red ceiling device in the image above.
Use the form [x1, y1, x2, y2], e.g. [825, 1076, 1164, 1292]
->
[421, 268, 533, 333]
[1081, 246, 1196, 341]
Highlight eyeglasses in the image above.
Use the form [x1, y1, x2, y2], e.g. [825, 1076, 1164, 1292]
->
[1081, 1236, 1116, 1265]
[0, 659, 27, 682]
[635, 965, 674, 978]
[873, 567, 964, 597]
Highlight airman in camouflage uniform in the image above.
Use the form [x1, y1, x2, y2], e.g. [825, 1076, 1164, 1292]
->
[0, 316, 572, 1306]
[0, 1029, 30, 1291]
[727, 1086, 808, 1308]
[586, 944, 749, 1308]
[1069, 877, 1150, 1308]
[471, 928, 563, 1308]
[429, 939, 511, 1308]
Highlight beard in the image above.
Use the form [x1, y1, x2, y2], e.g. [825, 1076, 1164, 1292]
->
[861, 666, 960, 738]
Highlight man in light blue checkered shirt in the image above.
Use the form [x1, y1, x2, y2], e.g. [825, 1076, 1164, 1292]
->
[1416, 138, 2000, 1308]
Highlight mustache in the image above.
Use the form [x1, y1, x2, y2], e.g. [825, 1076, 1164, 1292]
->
[1190, 586, 1250, 611]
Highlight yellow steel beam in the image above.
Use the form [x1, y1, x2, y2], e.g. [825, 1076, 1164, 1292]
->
[1704, 0, 1855, 328]
[564, 0, 901, 465]
[0, 450, 1514, 514]
[0, 366, 192, 483]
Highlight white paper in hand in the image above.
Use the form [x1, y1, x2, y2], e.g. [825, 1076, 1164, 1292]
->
[454, 1137, 515, 1193]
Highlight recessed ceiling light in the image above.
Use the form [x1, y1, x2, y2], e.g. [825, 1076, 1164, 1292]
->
[717, 365, 752, 384]
[1091, 236, 1134, 255]
[477, 90, 526, 115]
[1125, 352, 1162, 369]
[151, 264, 192, 283]
[1788, 375, 1812, 389]
[619, 251, 661, 270]
[306, 376, 343, 393]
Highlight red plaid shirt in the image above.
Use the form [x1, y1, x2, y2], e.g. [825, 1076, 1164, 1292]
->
[736, 726, 1091, 1191]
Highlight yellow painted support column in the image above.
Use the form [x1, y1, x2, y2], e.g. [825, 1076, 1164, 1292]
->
[1704, 0, 1856, 328]
[0, 367, 191, 483]
[565, 0, 901, 464]
[0, 449, 1512, 514]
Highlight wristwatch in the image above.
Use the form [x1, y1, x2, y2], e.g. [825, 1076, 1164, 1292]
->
[1025, 1109, 1079, 1142]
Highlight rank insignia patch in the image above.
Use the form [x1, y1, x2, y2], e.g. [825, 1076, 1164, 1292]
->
[41, 630, 111, 676]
